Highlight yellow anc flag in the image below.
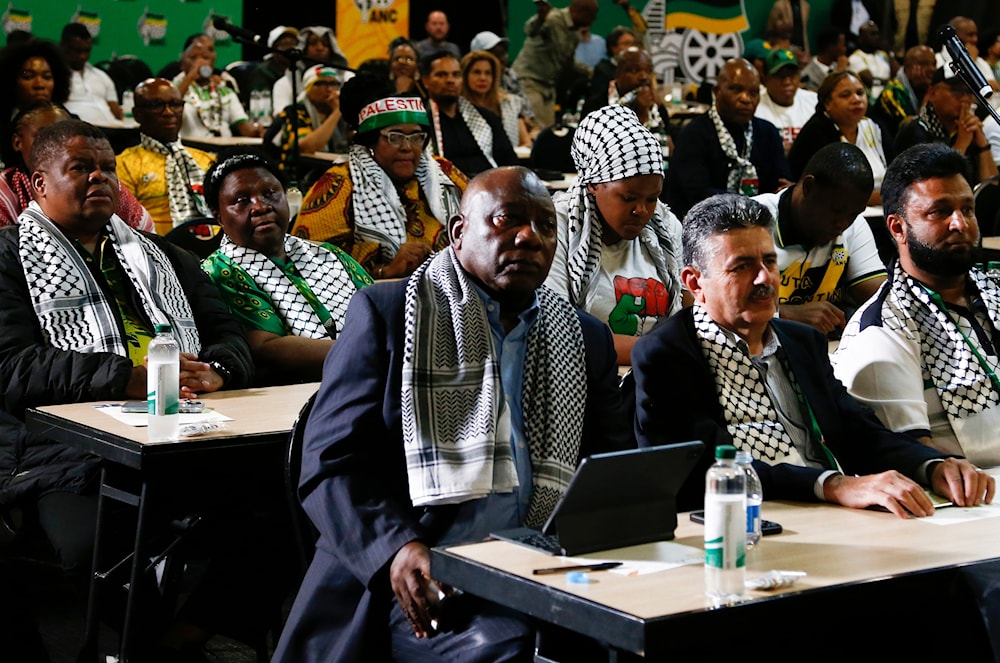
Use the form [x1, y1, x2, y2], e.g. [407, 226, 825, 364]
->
[665, 0, 748, 34]
[337, 0, 409, 67]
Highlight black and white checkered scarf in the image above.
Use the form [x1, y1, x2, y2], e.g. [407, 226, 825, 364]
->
[139, 133, 210, 226]
[429, 97, 497, 169]
[917, 102, 950, 143]
[347, 144, 459, 262]
[852, 263, 1000, 423]
[18, 202, 200, 356]
[709, 104, 758, 195]
[216, 234, 354, 339]
[402, 247, 586, 528]
[561, 105, 681, 310]
[692, 305, 796, 462]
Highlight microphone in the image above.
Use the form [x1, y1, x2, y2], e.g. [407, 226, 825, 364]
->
[938, 24, 993, 99]
[211, 17, 264, 45]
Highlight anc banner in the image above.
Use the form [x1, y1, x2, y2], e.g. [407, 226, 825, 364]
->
[337, 0, 408, 67]
[665, 0, 748, 34]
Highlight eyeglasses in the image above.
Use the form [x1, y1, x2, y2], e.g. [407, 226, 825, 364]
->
[136, 100, 185, 113]
[380, 130, 428, 149]
[393, 56, 416, 64]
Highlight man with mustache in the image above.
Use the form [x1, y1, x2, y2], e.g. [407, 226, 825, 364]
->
[835, 143, 1000, 469]
[631, 192, 993, 517]
[753, 142, 886, 336]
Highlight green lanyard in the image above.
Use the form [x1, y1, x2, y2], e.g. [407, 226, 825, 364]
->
[923, 287, 1000, 394]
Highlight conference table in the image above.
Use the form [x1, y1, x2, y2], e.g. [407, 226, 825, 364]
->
[25, 382, 318, 662]
[431, 492, 1000, 660]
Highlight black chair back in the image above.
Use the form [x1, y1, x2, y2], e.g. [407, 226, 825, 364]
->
[97, 56, 153, 102]
[975, 176, 1000, 238]
[163, 218, 223, 259]
[286, 392, 319, 577]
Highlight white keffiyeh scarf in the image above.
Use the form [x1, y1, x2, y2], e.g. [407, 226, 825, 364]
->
[402, 248, 586, 528]
[18, 202, 200, 355]
[867, 263, 1000, 424]
[692, 305, 797, 463]
[216, 234, 355, 339]
[562, 105, 681, 311]
[709, 104, 758, 195]
[429, 97, 497, 168]
[347, 144, 459, 263]
[139, 133, 210, 226]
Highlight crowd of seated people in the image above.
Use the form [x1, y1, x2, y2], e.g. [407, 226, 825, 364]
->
[4, 9, 1000, 661]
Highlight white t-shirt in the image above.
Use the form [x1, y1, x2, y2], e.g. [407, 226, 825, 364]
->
[545, 200, 682, 338]
[65, 63, 118, 124]
[985, 115, 1000, 167]
[754, 191, 886, 306]
[848, 49, 892, 103]
[755, 88, 819, 154]
[849, 117, 887, 192]
[834, 291, 1000, 467]
[174, 77, 250, 140]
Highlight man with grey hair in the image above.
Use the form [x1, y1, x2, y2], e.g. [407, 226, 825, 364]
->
[632, 192, 992, 517]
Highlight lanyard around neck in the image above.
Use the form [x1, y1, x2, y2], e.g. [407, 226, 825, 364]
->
[923, 286, 1000, 394]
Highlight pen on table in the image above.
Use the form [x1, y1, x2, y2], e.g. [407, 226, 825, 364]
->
[532, 561, 623, 575]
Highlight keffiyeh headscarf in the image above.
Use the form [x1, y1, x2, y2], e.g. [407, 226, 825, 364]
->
[402, 248, 587, 528]
[561, 104, 681, 311]
[139, 133, 210, 226]
[709, 103, 758, 195]
[18, 202, 201, 355]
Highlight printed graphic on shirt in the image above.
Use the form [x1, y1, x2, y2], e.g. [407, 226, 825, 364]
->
[609, 275, 668, 335]
[779, 245, 849, 305]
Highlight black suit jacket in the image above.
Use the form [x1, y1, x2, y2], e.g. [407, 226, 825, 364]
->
[273, 278, 633, 662]
[632, 308, 955, 512]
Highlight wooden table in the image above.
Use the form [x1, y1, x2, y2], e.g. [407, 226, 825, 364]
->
[26, 382, 318, 662]
[432, 499, 1000, 658]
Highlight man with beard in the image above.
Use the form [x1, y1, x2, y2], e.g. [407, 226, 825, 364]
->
[632, 192, 991, 517]
[835, 143, 1000, 468]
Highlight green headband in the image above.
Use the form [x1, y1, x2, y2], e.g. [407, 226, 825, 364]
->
[358, 96, 430, 133]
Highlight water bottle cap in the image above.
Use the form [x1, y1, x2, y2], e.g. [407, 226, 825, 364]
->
[735, 450, 753, 463]
[715, 445, 737, 460]
[154, 323, 172, 334]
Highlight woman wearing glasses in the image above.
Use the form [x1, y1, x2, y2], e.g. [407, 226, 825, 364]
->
[294, 74, 467, 279]
[201, 147, 372, 385]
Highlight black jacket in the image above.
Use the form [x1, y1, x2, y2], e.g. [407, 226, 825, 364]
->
[0, 225, 253, 506]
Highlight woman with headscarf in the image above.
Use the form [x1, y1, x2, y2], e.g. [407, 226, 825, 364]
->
[788, 70, 890, 205]
[544, 104, 684, 365]
[201, 147, 371, 385]
[294, 74, 466, 280]
[272, 26, 350, 115]
[0, 102, 153, 231]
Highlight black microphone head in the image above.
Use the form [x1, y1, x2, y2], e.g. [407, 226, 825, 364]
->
[938, 23, 956, 41]
[211, 17, 229, 31]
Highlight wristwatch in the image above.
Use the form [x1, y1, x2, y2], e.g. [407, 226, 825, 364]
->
[207, 360, 232, 386]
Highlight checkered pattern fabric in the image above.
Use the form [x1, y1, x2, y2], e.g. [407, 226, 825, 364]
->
[139, 133, 210, 225]
[402, 247, 585, 528]
[709, 104, 758, 195]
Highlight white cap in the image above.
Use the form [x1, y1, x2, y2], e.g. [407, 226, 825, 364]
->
[267, 25, 298, 49]
[470, 31, 508, 53]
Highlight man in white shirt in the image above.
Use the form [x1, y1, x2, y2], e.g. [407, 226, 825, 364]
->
[755, 48, 818, 154]
[847, 20, 896, 105]
[835, 142, 1000, 468]
[60, 22, 121, 124]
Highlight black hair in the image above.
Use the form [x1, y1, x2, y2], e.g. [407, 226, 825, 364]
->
[182, 33, 208, 52]
[6, 30, 32, 47]
[682, 194, 774, 271]
[881, 143, 970, 220]
[389, 36, 417, 58]
[605, 26, 635, 58]
[815, 26, 845, 54]
[6, 100, 71, 170]
[202, 146, 286, 213]
[418, 50, 458, 77]
[60, 22, 91, 44]
[802, 142, 874, 195]
[30, 119, 109, 172]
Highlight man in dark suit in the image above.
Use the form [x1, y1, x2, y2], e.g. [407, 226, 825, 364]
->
[273, 166, 632, 662]
[632, 192, 993, 516]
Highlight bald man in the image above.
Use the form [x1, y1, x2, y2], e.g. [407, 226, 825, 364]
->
[873, 44, 935, 136]
[413, 11, 461, 60]
[666, 58, 790, 219]
[116, 77, 216, 235]
[273, 166, 632, 662]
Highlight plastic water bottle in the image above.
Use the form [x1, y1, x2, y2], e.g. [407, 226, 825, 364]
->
[249, 89, 262, 122]
[259, 89, 273, 126]
[704, 445, 746, 606]
[121, 89, 134, 121]
[147, 323, 180, 442]
[735, 450, 763, 550]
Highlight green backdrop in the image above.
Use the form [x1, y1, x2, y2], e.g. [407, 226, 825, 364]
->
[5, 1, 242, 74]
